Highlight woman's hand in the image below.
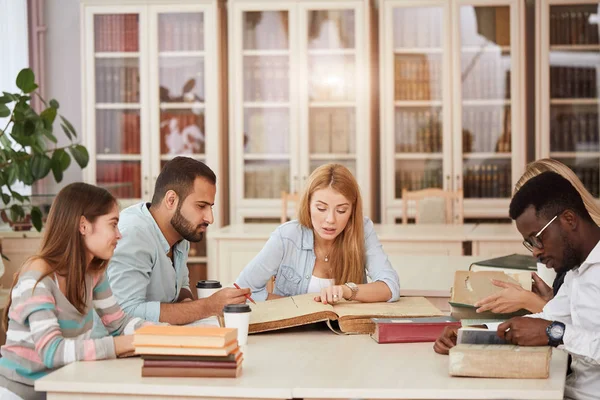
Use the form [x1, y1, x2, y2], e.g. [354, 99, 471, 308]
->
[474, 279, 532, 314]
[113, 334, 135, 357]
[314, 285, 349, 304]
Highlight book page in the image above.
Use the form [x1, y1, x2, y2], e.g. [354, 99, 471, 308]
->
[249, 293, 334, 325]
[333, 296, 443, 320]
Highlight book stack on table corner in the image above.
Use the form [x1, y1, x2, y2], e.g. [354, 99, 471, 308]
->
[134, 326, 243, 378]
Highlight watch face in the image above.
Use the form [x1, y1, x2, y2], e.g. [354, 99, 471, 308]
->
[550, 324, 565, 339]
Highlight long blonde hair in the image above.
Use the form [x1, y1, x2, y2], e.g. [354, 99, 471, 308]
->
[297, 164, 365, 285]
[2, 183, 117, 331]
[515, 158, 600, 225]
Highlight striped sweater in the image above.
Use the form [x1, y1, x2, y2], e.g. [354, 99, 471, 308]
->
[0, 270, 146, 387]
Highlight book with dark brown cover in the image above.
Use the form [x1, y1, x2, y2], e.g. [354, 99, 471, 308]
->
[141, 365, 242, 378]
[141, 349, 242, 363]
[370, 316, 461, 344]
[143, 359, 241, 369]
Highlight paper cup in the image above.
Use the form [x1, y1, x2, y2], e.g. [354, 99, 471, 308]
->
[196, 280, 222, 299]
[537, 262, 556, 287]
[223, 304, 251, 346]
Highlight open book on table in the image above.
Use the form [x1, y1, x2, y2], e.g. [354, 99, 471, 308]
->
[248, 293, 443, 334]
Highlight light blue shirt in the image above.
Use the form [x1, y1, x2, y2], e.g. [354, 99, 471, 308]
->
[93, 202, 190, 337]
[235, 218, 400, 302]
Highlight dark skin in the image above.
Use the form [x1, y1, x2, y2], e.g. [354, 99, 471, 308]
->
[434, 205, 600, 354]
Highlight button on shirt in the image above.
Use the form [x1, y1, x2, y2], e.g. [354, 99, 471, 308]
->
[235, 217, 400, 302]
[527, 240, 600, 400]
[93, 203, 190, 337]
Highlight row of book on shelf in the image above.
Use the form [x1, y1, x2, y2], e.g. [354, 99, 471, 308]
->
[550, 67, 598, 99]
[134, 326, 243, 378]
[394, 55, 441, 102]
[95, 64, 140, 104]
[567, 164, 600, 198]
[158, 13, 205, 52]
[462, 108, 512, 153]
[395, 110, 442, 153]
[549, 9, 600, 45]
[245, 112, 290, 154]
[97, 162, 141, 199]
[96, 111, 140, 154]
[94, 14, 139, 52]
[394, 162, 512, 199]
[550, 111, 600, 152]
[244, 165, 289, 199]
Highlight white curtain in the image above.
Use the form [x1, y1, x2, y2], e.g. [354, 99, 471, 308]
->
[0, 0, 31, 196]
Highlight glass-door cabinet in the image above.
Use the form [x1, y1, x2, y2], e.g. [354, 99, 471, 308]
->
[538, 0, 600, 198]
[379, 0, 525, 223]
[228, 0, 371, 223]
[81, 0, 226, 284]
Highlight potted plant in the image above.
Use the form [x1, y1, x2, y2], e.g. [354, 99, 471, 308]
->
[0, 68, 89, 232]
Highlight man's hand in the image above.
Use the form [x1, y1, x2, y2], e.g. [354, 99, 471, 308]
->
[433, 326, 458, 355]
[208, 287, 251, 315]
[532, 273, 554, 302]
[497, 317, 552, 346]
[474, 279, 530, 314]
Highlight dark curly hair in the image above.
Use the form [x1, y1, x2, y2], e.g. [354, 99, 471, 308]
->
[509, 171, 594, 224]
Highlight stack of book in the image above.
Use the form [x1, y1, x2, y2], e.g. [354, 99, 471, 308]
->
[134, 326, 243, 378]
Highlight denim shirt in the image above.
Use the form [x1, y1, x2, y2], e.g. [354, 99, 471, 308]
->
[235, 217, 400, 302]
[93, 203, 190, 337]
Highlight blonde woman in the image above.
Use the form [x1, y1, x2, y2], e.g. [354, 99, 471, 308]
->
[475, 158, 600, 315]
[235, 163, 400, 304]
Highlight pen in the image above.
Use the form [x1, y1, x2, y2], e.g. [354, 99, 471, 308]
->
[233, 282, 256, 304]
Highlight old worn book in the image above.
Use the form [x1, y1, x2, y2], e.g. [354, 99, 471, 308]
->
[449, 344, 552, 378]
[371, 316, 461, 344]
[135, 341, 238, 357]
[141, 365, 242, 378]
[141, 349, 242, 363]
[449, 270, 531, 320]
[249, 293, 443, 334]
[143, 358, 241, 369]
[456, 327, 507, 345]
[134, 326, 237, 348]
[469, 254, 537, 274]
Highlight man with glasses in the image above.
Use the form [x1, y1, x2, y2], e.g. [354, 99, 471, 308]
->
[435, 171, 600, 400]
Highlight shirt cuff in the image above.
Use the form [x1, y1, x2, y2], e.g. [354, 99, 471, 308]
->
[100, 335, 117, 359]
[130, 301, 161, 323]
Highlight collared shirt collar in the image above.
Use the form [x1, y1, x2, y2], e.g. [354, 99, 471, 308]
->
[576, 238, 600, 273]
[300, 224, 315, 250]
[140, 202, 185, 255]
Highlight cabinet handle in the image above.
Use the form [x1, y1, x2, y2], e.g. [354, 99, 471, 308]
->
[456, 174, 462, 190]
[292, 175, 299, 193]
[144, 176, 149, 196]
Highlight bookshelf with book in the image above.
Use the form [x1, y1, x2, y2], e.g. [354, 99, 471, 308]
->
[537, 0, 600, 202]
[81, 0, 226, 280]
[229, 1, 371, 223]
[379, 0, 525, 223]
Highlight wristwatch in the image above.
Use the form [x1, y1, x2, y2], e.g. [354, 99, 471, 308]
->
[344, 282, 359, 301]
[546, 321, 566, 347]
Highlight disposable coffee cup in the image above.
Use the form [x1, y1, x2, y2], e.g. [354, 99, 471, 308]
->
[223, 304, 252, 346]
[536, 262, 556, 287]
[196, 280, 222, 299]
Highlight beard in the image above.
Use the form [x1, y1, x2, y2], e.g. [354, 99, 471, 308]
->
[170, 204, 206, 242]
[557, 229, 579, 273]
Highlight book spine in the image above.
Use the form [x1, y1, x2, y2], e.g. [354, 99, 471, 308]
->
[373, 322, 461, 344]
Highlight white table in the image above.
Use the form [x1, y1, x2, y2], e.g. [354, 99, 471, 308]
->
[36, 330, 568, 400]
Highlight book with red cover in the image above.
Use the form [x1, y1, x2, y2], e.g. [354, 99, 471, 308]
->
[371, 316, 461, 344]
[143, 358, 241, 369]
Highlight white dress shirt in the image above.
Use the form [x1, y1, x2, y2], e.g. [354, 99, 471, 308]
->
[528, 239, 600, 400]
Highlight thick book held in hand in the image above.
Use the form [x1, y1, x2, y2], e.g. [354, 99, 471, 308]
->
[469, 254, 538, 273]
[449, 344, 552, 379]
[248, 293, 443, 334]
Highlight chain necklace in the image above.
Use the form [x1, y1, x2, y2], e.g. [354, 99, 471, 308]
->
[315, 246, 331, 262]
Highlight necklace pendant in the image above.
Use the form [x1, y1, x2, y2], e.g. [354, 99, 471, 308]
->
[324, 255, 329, 262]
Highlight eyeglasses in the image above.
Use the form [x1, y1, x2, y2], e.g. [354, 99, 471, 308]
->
[522, 214, 559, 252]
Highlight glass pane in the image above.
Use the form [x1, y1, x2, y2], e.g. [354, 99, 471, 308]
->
[244, 161, 290, 199]
[244, 11, 289, 50]
[393, 7, 442, 48]
[96, 110, 140, 155]
[463, 159, 511, 199]
[95, 58, 140, 103]
[394, 54, 442, 101]
[308, 9, 355, 49]
[395, 108, 442, 153]
[160, 109, 205, 155]
[550, 105, 599, 152]
[94, 14, 139, 52]
[97, 161, 141, 199]
[394, 160, 443, 199]
[309, 54, 355, 101]
[243, 55, 289, 102]
[244, 108, 289, 154]
[462, 107, 512, 153]
[309, 108, 355, 154]
[159, 13, 204, 52]
[553, 157, 600, 197]
[550, 5, 600, 46]
[159, 57, 205, 103]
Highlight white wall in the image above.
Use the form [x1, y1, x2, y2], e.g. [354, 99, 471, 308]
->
[42, 0, 83, 194]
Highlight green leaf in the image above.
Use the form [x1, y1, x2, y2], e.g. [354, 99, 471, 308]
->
[0, 95, 12, 104]
[11, 122, 24, 138]
[2, 92, 18, 102]
[10, 191, 24, 204]
[16, 69, 38, 94]
[31, 155, 52, 179]
[51, 162, 63, 182]
[30, 206, 43, 232]
[1, 193, 9, 205]
[23, 120, 36, 136]
[9, 204, 25, 222]
[52, 149, 71, 171]
[0, 104, 9, 118]
[60, 116, 77, 139]
[7, 166, 17, 185]
[40, 106, 57, 125]
[68, 145, 89, 168]
[60, 123, 73, 140]
[42, 129, 58, 144]
[49, 99, 59, 109]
